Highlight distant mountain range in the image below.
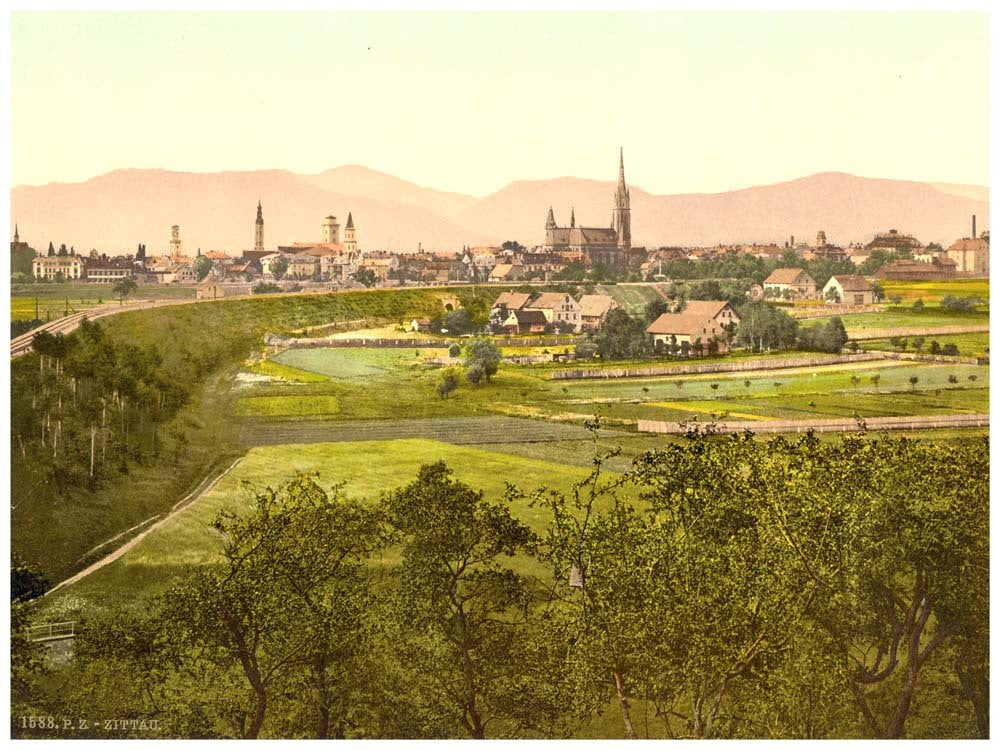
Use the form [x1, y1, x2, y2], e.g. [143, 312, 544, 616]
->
[10, 166, 988, 255]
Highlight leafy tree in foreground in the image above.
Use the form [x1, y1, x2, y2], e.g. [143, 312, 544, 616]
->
[160, 475, 385, 738]
[774, 436, 989, 738]
[382, 462, 536, 738]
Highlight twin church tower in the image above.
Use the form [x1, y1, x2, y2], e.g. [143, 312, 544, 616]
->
[543, 148, 631, 269]
[252, 201, 358, 255]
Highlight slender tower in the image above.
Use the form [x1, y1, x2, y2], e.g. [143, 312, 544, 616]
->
[169, 225, 182, 259]
[255, 200, 265, 252]
[612, 148, 631, 251]
[344, 212, 357, 254]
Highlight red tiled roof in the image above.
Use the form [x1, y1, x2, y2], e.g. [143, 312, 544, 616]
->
[493, 292, 532, 310]
[829, 275, 873, 292]
[579, 294, 616, 317]
[646, 312, 723, 337]
[765, 267, 814, 285]
[528, 292, 577, 310]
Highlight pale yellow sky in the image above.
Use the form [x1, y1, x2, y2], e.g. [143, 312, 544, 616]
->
[10, 11, 990, 195]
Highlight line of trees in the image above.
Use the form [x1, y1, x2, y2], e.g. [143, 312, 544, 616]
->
[576, 302, 850, 361]
[14, 433, 988, 739]
[11, 319, 234, 497]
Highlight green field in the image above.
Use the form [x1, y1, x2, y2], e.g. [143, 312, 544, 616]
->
[802, 309, 989, 334]
[858, 332, 990, 357]
[38, 439, 615, 620]
[241, 344, 990, 425]
[272, 346, 448, 378]
[595, 283, 665, 314]
[248, 358, 331, 382]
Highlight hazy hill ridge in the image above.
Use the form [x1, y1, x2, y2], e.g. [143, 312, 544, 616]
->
[11, 166, 988, 254]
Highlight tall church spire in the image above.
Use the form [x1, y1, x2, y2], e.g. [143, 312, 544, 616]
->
[254, 200, 264, 252]
[545, 206, 557, 230]
[13, 223, 19, 243]
[570, 207, 575, 228]
[613, 148, 631, 251]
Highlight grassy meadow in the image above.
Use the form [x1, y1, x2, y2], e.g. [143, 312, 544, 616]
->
[37, 438, 618, 620]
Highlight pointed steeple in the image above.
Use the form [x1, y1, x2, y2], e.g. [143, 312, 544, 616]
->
[612, 148, 631, 251]
[545, 206, 556, 230]
[346, 212, 354, 229]
[256, 200, 264, 224]
[13, 223, 19, 243]
[570, 207, 575, 228]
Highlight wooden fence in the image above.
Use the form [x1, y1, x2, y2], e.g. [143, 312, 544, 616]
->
[847, 324, 990, 341]
[881, 351, 986, 366]
[638, 413, 990, 435]
[551, 352, 884, 381]
[265, 333, 577, 349]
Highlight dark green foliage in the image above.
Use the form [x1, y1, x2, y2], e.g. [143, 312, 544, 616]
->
[382, 462, 538, 738]
[353, 268, 378, 288]
[437, 370, 458, 399]
[253, 282, 282, 294]
[194, 254, 214, 280]
[113, 277, 138, 304]
[939, 295, 984, 313]
[11, 288, 477, 583]
[11, 244, 35, 276]
[463, 337, 501, 383]
[11, 318, 44, 337]
[11, 554, 49, 602]
[735, 301, 799, 351]
[797, 317, 848, 353]
[442, 308, 474, 335]
[15, 436, 991, 739]
[592, 308, 651, 359]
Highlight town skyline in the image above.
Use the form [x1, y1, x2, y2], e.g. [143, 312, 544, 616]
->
[10, 162, 989, 255]
[10, 11, 989, 194]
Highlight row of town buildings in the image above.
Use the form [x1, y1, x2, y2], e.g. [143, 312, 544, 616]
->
[15, 149, 988, 285]
[762, 269, 879, 305]
[489, 290, 619, 334]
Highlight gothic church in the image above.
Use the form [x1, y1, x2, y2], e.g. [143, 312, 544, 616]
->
[543, 149, 631, 269]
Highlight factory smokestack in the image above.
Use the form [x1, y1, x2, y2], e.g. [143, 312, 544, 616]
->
[972, 214, 976, 239]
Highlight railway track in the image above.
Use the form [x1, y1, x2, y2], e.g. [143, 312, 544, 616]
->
[10, 299, 195, 358]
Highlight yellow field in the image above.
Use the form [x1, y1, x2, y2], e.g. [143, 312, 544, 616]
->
[10, 297, 102, 321]
[880, 278, 989, 303]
